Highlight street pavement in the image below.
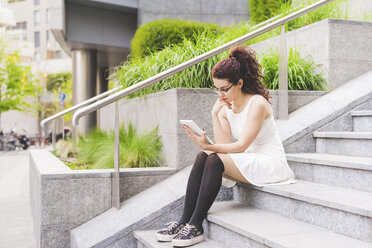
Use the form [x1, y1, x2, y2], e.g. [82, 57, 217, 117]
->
[0, 150, 37, 248]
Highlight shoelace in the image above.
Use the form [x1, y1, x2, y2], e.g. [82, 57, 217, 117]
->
[179, 224, 195, 236]
[164, 221, 179, 231]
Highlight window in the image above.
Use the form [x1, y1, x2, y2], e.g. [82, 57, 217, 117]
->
[6, 21, 27, 30]
[46, 8, 50, 24]
[46, 30, 49, 41]
[34, 0, 39, 5]
[34, 10, 40, 26]
[54, 50, 62, 59]
[34, 31, 40, 47]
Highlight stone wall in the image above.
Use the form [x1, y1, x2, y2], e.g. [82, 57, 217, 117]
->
[29, 149, 175, 248]
[250, 19, 372, 90]
[99, 88, 325, 170]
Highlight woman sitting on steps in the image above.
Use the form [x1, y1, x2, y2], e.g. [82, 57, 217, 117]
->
[156, 45, 296, 247]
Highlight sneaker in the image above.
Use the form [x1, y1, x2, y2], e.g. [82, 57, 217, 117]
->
[171, 223, 205, 247]
[156, 221, 186, 242]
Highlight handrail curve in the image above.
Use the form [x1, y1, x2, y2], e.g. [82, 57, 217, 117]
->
[40, 86, 122, 128]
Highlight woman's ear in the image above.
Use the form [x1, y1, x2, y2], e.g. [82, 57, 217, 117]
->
[238, 79, 243, 88]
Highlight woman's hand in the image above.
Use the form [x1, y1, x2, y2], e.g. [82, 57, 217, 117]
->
[212, 98, 232, 116]
[183, 125, 210, 150]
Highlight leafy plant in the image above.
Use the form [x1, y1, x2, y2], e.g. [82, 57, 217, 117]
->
[115, 30, 227, 99]
[77, 123, 163, 169]
[55, 139, 78, 159]
[130, 19, 225, 59]
[259, 46, 328, 90]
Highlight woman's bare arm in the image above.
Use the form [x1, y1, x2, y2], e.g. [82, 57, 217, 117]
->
[212, 107, 231, 144]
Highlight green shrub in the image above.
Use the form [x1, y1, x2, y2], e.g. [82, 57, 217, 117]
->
[77, 123, 163, 169]
[249, 0, 292, 25]
[286, 0, 349, 31]
[259, 46, 328, 91]
[130, 19, 225, 59]
[115, 0, 372, 97]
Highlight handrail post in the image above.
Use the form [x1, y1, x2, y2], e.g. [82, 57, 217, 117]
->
[52, 119, 56, 149]
[61, 116, 65, 140]
[112, 101, 120, 209]
[278, 24, 289, 120]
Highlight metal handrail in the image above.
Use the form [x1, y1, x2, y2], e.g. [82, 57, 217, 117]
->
[72, 0, 335, 126]
[40, 86, 122, 128]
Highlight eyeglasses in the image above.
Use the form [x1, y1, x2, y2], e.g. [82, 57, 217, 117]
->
[212, 84, 234, 94]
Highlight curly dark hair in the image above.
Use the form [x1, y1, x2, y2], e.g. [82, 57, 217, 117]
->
[211, 45, 270, 103]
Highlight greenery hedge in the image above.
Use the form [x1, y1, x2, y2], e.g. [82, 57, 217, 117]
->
[249, 0, 292, 25]
[130, 19, 225, 59]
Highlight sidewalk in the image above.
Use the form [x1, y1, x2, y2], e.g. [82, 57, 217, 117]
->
[0, 150, 37, 248]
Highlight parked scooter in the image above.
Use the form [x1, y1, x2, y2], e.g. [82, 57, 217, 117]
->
[0, 129, 31, 151]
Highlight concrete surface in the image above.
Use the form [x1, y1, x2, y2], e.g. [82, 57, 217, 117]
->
[0, 150, 37, 248]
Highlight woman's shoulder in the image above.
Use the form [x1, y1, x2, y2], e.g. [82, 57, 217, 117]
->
[250, 95, 272, 118]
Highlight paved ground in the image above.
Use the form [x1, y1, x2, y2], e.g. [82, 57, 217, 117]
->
[0, 150, 37, 248]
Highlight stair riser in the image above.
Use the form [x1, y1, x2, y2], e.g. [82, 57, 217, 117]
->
[236, 186, 372, 242]
[206, 222, 270, 248]
[316, 138, 372, 157]
[288, 161, 372, 193]
[353, 116, 372, 132]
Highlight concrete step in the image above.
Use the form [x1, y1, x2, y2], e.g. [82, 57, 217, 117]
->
[351, 111, 372, 132]
[69, 165, 232, 248]
[286, 153, 372, 192]
[134, 230, 223, 248]
[314, 132, 372, 157]
[206, 201, 372, 248]
[236, 179, 372, 242]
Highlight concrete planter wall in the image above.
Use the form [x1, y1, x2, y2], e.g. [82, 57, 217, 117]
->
[250, 19, 372, 90]
[29, 150, 175, 248]
[99, 88, 326, 170]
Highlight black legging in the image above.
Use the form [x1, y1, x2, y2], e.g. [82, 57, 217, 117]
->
[179, 151, 225, 230]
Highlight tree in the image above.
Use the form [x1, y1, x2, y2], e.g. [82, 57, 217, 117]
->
[45, 72, 73, 121]
[0, 38, 41, 127]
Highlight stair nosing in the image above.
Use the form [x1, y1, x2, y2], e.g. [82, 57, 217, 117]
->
[286, 153, 372, 171]
[313, 131, 372, 139]
[242, 180, 372, 218]
[351, 110, 372, 117]
[134, 230, 223, 248]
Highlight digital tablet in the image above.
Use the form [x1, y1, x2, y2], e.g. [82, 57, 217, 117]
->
[180, 120, 215, 144]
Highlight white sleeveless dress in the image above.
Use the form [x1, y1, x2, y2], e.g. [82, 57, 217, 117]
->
[221, 94, 296, 188]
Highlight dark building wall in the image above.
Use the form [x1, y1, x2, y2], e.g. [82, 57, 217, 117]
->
[138, 0, 250, 26]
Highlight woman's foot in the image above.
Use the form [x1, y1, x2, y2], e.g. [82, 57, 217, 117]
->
[156, 221, 186, 242]
[171, 223, 205, 247]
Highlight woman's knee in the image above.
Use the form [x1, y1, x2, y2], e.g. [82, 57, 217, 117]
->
[191, 151, 208, 171]
[205, 153, 225, 172]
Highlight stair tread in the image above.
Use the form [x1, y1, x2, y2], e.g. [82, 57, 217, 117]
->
[313, 131, 372, 139]
[286, 153, 372, 171]
[207, 201, 372, 248]
[134, 230, 223, 248]
[243, 179, 372, 217]
[351, 110, 372, 116]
